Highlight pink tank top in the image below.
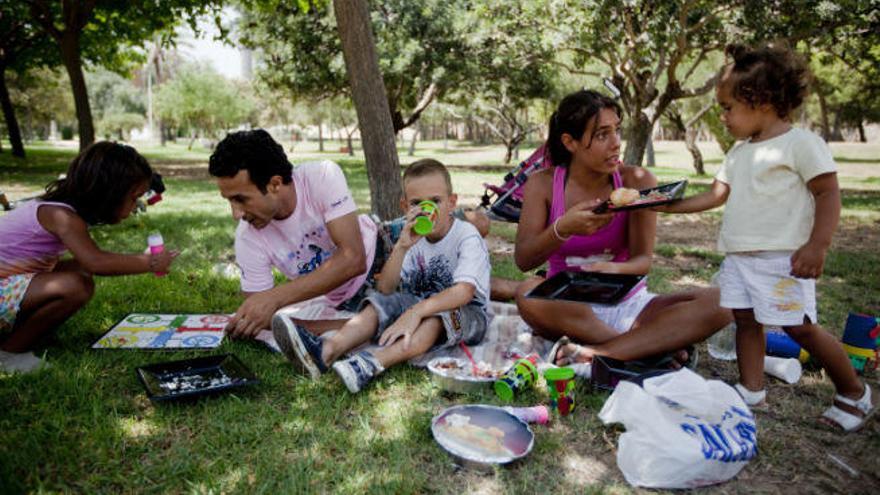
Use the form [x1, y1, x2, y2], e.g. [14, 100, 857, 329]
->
[546, 166, 631, 278]
[0, 200, 75, 270]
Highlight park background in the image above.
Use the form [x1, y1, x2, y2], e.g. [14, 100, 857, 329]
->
[1, 1, 879, 493]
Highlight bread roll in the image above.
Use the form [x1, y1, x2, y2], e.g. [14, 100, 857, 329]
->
[610, 187, 640, 206]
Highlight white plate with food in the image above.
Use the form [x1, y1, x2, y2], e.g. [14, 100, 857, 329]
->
[427, 357, 502, 394]
[431, 404, 534, 471]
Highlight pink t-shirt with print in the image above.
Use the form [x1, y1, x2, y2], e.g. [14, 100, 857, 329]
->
[234, 160, 377, 306]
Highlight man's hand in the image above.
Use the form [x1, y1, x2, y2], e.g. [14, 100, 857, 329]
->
[791, 242, 827, 279]
[225, 291, 280, 339]
[378, 308, 422, 349]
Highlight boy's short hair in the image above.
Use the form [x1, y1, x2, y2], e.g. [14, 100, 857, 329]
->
[719, 41, 810, 120]
[209, 129, 293, 193]
[402, 159, 453, 195]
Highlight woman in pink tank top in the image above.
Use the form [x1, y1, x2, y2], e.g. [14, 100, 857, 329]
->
[514, 90, 731, 365]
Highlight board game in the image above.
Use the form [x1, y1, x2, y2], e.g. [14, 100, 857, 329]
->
[92, 313, 230, 349]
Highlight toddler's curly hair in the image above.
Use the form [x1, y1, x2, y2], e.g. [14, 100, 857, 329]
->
[720, 41, 810, 119]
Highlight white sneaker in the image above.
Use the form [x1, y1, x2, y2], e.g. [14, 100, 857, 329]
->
[0, 350, 50, 373]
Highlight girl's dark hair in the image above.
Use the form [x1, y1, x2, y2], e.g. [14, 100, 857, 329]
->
[547, 90, 621, 166]
[209, 129, 293, 192]
[41, 141, 153, 225]
[721, 42, 810, 119]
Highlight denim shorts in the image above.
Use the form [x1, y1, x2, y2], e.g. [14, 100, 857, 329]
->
[361, 291, 488, 349]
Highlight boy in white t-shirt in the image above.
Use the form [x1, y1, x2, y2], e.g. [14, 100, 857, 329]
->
[659, 42, 875, 432]
[274, 159, 491, 393]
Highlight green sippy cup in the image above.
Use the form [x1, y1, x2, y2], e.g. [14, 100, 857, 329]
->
[412, 200, 438, 235]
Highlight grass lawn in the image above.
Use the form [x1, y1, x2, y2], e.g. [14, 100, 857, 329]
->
[1, 140, 878, 493]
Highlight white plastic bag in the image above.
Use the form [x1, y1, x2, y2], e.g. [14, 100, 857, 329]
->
[598, 368, 758, 489]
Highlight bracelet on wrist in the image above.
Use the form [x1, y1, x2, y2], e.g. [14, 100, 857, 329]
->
[552, 218, 572, 242]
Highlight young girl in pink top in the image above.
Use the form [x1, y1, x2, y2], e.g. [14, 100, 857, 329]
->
[514, 90, 730, 366]
[0, 142, 178, 373]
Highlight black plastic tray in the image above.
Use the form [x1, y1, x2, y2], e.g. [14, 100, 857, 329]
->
[135, 354, 259, 402]
[525, 271, 645, 305]
[590, 355, 673, 391]
[593, 180, 688, 213]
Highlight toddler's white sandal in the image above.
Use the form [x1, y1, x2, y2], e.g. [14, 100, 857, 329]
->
[734, 383, 767, 407]
[821, 385, 878, 433]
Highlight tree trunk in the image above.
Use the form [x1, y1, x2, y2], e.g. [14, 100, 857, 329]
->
[59, 33, 94, 151]
[816, 89, 831, 141]
[685, 128, 704, 175]
[318, 122, 324, 151]
[408, 128, 418, 156]
[857, 121, 866, 143]
[623, 112, 651, 166]
[347, 131, 354, 156]
[645, 132, 655, 168]
[0, 67, 25, 158]
[333, 0, 402, 220]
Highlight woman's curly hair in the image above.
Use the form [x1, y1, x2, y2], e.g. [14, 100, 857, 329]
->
[720, 41, 810, 119]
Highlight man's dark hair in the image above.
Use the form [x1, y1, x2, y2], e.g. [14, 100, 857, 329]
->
[209, 129, 293, 192]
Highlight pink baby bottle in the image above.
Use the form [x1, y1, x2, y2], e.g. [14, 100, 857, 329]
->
[148, 232, 166, 276]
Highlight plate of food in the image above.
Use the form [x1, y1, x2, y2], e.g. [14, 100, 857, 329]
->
[526, 271, 646, 305]
[428, 357, 502, 394]
[593, 180, 688, 213]
[135, 354, 260, 402]
[431, 404, 535, 471]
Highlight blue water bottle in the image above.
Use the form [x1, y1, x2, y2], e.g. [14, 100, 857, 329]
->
[765, 327, 810, 363]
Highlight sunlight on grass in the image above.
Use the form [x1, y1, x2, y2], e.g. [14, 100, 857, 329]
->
[562, 452, 612, 486]
[117, 417, 158, 439]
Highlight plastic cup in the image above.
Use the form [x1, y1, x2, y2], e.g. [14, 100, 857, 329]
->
[412, 200, 438, 236]
[494, 357, 539, 401]
[544, 366, 576, 416]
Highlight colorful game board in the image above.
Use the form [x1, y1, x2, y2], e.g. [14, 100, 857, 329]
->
[92, 313, 230, 349]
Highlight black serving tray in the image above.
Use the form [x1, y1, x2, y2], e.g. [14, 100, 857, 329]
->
[593, 180, 688, 213]
[590, 355, 673, 392]
[135, 354, 259, 402]
[525, 271, 645, 305]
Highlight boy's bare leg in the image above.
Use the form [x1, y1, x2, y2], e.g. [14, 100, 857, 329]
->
[321, 305, 380, 364]
[372, 316, 442, 368]
[293, 318, 349, 335]
[734, 309, 765, 392]
[785, 321, 864, 400]
[2, 271, 94, 352]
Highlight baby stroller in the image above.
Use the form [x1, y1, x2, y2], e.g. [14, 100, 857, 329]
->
[480, 143, 552, 222]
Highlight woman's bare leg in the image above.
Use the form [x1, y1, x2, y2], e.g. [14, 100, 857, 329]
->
[557, 288, 732, 363]
[515, 277, 620, 344]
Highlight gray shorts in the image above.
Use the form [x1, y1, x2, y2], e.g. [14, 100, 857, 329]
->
[362, 292, 488, 349]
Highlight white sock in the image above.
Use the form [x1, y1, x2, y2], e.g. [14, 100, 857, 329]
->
[0, 350, 50, 373]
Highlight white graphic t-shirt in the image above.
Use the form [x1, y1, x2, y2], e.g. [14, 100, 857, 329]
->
[234, 160, 377, 306]
[400, 218, 490, 319]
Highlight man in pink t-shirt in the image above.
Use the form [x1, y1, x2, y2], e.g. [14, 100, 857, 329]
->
[209, 130, 379, 338]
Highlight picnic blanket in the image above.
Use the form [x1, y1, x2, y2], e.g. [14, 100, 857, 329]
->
[258, 298, 556, 372]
